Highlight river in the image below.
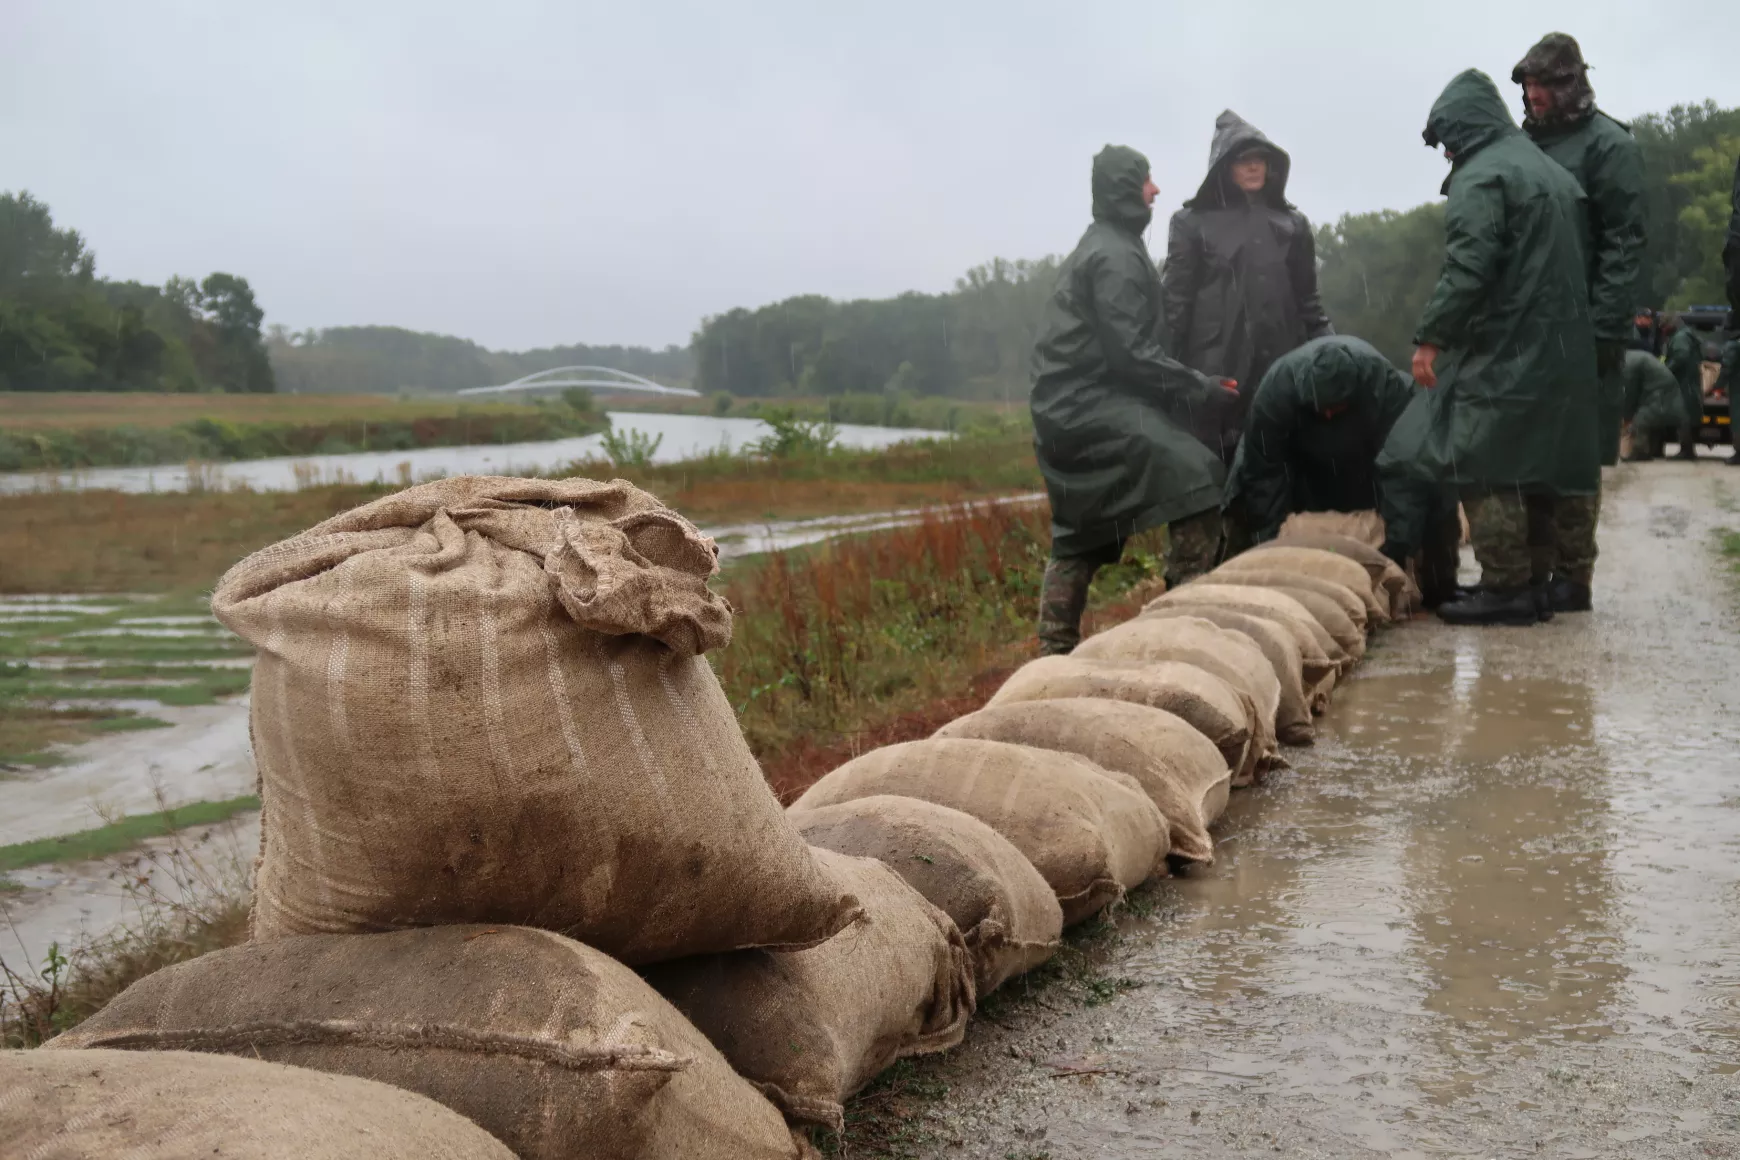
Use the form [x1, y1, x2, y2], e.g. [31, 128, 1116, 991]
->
[0, 411, 941, 495]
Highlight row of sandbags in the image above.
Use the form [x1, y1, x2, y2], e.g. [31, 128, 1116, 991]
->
[6, 481, 1409, 1159]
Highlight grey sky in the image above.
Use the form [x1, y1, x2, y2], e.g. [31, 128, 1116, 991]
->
[6, 1, 1738, 351]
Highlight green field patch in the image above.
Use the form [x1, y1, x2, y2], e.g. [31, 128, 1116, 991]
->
[0, 795, 261, 873]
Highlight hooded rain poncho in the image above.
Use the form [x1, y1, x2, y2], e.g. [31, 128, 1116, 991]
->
[1377, 70, 1599, 498]
[1031, 146, 1228, 556]
[1621, 349, 1689, 434]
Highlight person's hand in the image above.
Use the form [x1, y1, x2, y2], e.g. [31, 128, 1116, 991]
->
[1219, 378, 1239, 394]
[1596, 339, 1626, 376]
[1412, 343, 1440, 388]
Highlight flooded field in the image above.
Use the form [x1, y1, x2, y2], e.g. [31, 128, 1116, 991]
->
[907, 462, 1740, 1158]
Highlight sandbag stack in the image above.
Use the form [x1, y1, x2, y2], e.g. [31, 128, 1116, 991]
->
[32, 481, 1415, 1154]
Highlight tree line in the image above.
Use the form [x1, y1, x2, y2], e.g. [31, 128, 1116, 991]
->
[0, 192, 273, 393]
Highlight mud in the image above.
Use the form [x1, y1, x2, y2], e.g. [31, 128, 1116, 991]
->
[907, 462, 1740, 1159]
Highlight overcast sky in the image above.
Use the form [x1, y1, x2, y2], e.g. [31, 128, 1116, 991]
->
[6, 1, 1739, 351]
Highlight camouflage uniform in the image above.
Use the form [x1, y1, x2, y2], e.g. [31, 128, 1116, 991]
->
[1549, 493, 1599, 586]
[1036, 509, 1222, 655]
[1463, 490, 1555, 590]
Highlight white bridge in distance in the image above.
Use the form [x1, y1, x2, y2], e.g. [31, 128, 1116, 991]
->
[457, 366, 700, 398]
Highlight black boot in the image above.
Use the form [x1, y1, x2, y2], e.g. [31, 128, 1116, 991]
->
[1546, 576, 1592, 613]
[1437, 586, 1542, 626]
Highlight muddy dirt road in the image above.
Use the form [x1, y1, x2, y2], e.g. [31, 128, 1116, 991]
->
[913, 462, 1740, 1158]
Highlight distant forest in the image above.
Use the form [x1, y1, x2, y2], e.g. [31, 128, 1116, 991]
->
[4, 98, 1734, 397]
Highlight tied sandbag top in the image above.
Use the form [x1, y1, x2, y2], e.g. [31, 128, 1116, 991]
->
[214, 475, 732, 656]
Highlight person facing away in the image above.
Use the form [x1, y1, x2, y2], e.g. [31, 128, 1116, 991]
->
[1620, 348, 1693, 462]
[1159, 110, 1333, 465]
[1224, 335, 1460, 607]
[1376, 68, 1598, 628]
[1029, 145, 1237, 656]
[1726, 153, 1740, 320]
[1660, 313, 1707, 460]
[1513, 32, 1646, 612]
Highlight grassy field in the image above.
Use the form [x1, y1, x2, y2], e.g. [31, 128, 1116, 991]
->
[0, 391, 607, 471]
[0, 796, 260, 873]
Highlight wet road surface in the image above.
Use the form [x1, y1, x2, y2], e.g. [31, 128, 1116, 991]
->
[916, 461, 1740, 1158]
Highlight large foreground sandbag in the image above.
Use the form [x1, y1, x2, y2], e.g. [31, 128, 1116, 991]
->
[2, 1048, 515, 1160]
[1072, 616, 1284, 780]
[1145, 582, 1351, 678]
[791, 739, 1165, 925]
[50, 925, 811, 1160]
[1267, 531, 1421, 619]
[1222, 544, 1389, 624]
[935, 700, 1229, 864]
[210, 475, 859, 963]
[793, 796, 1062, 995]
[986, 655, 1256, 783]
[642, 849, 976, 1132]
[1279, 509, 1385, 547]
[1134, 605, 1316, 742]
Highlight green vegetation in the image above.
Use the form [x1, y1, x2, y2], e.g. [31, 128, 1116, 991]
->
[0, 388, 607, 471]
[1, 193, 272, 394]
[0, 796, 260, 873]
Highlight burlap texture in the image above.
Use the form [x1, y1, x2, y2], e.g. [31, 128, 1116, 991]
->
[2, 1048, 516, 1160]
[1208, 566, 1370, 636]
[790, 739, 1165, 926]
[642, 849, 976, 1132]
[49, 926, 812, 1160]
[1072, 616, 1284, 784]
[1267, 531, 1421, 619]
[935, 700, 1229, 865]
[986, 656, 1254, 785]
[1279, 509, 1385, 547]
[1222, 545, 1389, 624]
[793, 796, 1062, 996]
[210, 475, 858, 964]
[1149, 583, 1350, 673]
[1136, 605, 1317, 740]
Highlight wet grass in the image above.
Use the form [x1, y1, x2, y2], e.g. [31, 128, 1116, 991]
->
[0, 796, 260, 873]
[0, 594, 247, 768]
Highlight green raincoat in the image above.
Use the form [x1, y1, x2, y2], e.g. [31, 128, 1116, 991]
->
[1664, 325, 1706, 431]
[1224, 335, 1437, 553]
[1725, 155, 1740, 314]
[1377, 70, 1599, 498]
[1031, 145, 1227, 556]
[1622, 350, 1688, 434]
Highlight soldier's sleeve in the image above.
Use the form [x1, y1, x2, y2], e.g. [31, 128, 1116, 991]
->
[1415, 172, 1506, 349]
[1158, 212, 1202, 355]
[1288, 214, 1335, 339]
[1231, 373, 1295, 542]
[1726, 156, 1740, 314]
[1584, 130, 1648, 342]
[1087, 243, 1221, 407]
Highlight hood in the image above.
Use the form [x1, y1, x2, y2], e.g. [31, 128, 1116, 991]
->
[1091, 144, 1153, 235]
[1512, 32, 1596, 130]
[1187, 110, 1292, 210]
[1295, 336, 1390, 413]
[1423, 69, 1518, 165]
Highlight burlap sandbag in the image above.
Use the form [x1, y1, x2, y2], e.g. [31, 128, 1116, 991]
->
[1072, 616, 1283, 782]
[1145, 583, 1350, 677]
[793, 796, 1062, 996]
[1208, 566, 1370, 635]
[50, 925, 812, 1160]
[642, 849, 974, 1132]
[935, 700, 1229, 864]
[1192, 575, 1367, 664]
[1279, 509, 1385, 547]
[210, 475, 858, 963]
[790, 739, 1165, 926]
[986, 655, 1256, 783]
[1135, 605, 1316, 741]
[1221, 545, 1388, 624]
[2, 1049, 516, 1160]
[1267, 531, 1421, 619]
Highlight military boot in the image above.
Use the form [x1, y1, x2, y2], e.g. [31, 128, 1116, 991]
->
[1035, 557, 1099, 655]
[1673, 424, 1697, 460]
[1546, 575, 1592, 613]
[1436, 586, 1542, 626]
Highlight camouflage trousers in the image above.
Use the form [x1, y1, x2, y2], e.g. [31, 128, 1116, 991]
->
[1462, 489, 1555, 590]
[1551, 489, 1600, 586]
[1036, 509, 1223, 655]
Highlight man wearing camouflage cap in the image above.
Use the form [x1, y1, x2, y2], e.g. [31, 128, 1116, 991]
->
[1513, 33, 1646, 612]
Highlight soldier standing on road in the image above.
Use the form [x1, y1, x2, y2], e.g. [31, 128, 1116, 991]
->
[1377, 69, 1598, 627]
[1223, 335, 1460, 607]
[1726, 156, 1740, 466]
[1160, 111, 1333, 466]
[1513, 33, 1646, 612]
[1029, 145, 1239, 656]
[1661, 313, 1706, 460]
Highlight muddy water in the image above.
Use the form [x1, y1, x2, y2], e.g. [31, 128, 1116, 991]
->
[920, 463, 1740, 1158]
